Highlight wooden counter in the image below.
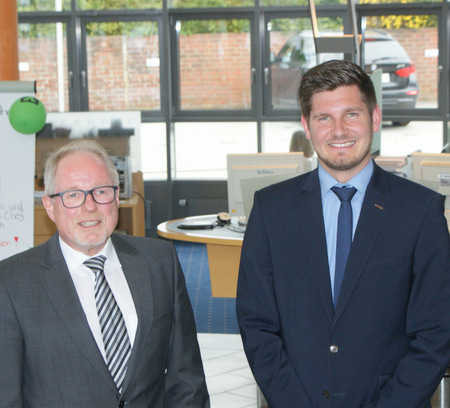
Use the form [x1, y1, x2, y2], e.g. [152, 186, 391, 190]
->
[157, 215, 244, 298]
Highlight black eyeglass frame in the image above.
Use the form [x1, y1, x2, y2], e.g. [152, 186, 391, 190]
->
[48, 185, 119, 208]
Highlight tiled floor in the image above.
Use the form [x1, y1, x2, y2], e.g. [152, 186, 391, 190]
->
[197, 336, 448, 408]
[198, 333, 258, 408]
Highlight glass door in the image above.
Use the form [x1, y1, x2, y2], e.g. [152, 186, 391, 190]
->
[18, 20, 70, 112]
[171, 13, 255, 117]
[263, 12, 346, 116]
[79, 16, 162, 112]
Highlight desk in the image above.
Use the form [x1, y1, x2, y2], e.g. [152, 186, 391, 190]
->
[157, 215, 244, 298]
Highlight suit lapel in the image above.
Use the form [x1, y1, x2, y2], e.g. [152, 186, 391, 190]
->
[296, 170, 335, 322]
[111, 235, 154, 393]
[333, 165, 391, 319]
[38, 235, 116, 391]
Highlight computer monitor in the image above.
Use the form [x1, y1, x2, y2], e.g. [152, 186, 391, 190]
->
[411, 152, 450, 195]
[227, 152, 311, 218]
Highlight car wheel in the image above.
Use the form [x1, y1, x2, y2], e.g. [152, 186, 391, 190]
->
[392, 121, 410, 127]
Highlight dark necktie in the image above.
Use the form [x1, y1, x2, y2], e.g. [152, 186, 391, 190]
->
[84, 255, 132, 393]
[331, 186, 357, 308]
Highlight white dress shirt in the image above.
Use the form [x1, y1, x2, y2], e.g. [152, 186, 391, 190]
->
[59, 237, 138, 361]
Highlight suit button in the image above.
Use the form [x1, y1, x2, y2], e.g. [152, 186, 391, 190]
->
[329, 345, 339, 353]
[323, 390, 330, 399]
[118, 401, 125, 408]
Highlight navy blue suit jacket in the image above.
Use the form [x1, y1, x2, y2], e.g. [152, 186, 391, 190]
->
[236, 163, 450, 408]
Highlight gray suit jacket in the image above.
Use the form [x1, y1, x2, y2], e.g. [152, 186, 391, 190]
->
[0, 233, 210, 408]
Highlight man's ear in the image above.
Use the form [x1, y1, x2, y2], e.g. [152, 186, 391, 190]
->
[301, 115, 311, 140]
[42, 195, 56, 223]
[372, 104, 382, 133]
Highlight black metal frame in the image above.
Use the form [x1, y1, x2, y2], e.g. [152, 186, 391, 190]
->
[18, 0, 450, 230]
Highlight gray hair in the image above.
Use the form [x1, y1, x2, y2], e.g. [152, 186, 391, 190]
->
[44, 139, 119, 195]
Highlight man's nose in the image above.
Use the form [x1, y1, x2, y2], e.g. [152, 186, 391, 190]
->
[83, 192, 98, 209]
[332, 118, 347, 136]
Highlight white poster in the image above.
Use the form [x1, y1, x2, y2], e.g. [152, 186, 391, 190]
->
[0, 81, 37, 261]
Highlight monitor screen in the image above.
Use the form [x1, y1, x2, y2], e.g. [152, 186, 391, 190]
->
[411, 152, 450, 195]
[227, 152, 311, 218]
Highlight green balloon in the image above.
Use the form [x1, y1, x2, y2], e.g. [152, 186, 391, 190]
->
[9, 96, 47, 135]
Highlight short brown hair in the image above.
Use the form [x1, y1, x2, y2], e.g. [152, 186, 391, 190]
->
[299, 59, 377, 122]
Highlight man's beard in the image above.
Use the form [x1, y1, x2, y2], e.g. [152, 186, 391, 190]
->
[320, 147, 371, 172]
[74, 227, 109, 251]
[319, 132, 373, 172]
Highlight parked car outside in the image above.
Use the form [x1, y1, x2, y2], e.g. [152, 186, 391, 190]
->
[271, 29, 419, 126]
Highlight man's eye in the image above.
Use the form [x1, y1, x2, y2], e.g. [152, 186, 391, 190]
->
[68, 192, 80, 198]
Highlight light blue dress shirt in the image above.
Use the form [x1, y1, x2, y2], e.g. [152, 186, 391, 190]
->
[319, 159, 374, 301]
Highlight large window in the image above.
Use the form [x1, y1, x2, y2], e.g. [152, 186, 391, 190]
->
[362, 14, 439, 110]
[141, 123, 167, 180]
[268, 16, 344, 111]
[262, 121, 301, 153]
[84, 20, 160, 111]
[174, 18, 252, 111]
[18, 0, 71, 12]
[18, 22, 69, 112]
[78, 0, 162, 9]
[172, 122, 257, 179]
[171, 0, 253, 8]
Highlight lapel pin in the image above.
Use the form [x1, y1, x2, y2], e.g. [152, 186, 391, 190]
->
[374, 203, 384, 210]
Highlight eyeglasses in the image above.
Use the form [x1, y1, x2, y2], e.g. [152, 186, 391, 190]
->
[49, 186, 118, 209]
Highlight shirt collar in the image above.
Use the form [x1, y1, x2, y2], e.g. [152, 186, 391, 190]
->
[59, 236, 121, 272]
[318, 159, 374, 199]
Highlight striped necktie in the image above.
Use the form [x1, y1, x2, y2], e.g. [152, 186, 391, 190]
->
[84, 255, 132, 393]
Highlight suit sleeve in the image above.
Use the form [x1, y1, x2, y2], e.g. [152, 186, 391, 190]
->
[236, 192, 312, 408]
[0, 273, 25, 408]
[164, 244, 210, 408]
[376, 194, 450, 407]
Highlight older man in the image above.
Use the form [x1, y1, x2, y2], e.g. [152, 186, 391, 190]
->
[0, 139, 209, 408]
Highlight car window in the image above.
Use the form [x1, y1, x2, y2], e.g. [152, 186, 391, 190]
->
[364, 39, 409, 63]
[300, 37, 315, 57]
[278, 35, 342, 66]
[278, 40, 296, 63]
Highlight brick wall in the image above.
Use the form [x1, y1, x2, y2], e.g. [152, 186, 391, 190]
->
[392, 28, 438, 104]
[19, 38, 69, 112]
[179, 33, 251, 109]
[87, 35, 161, 111]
